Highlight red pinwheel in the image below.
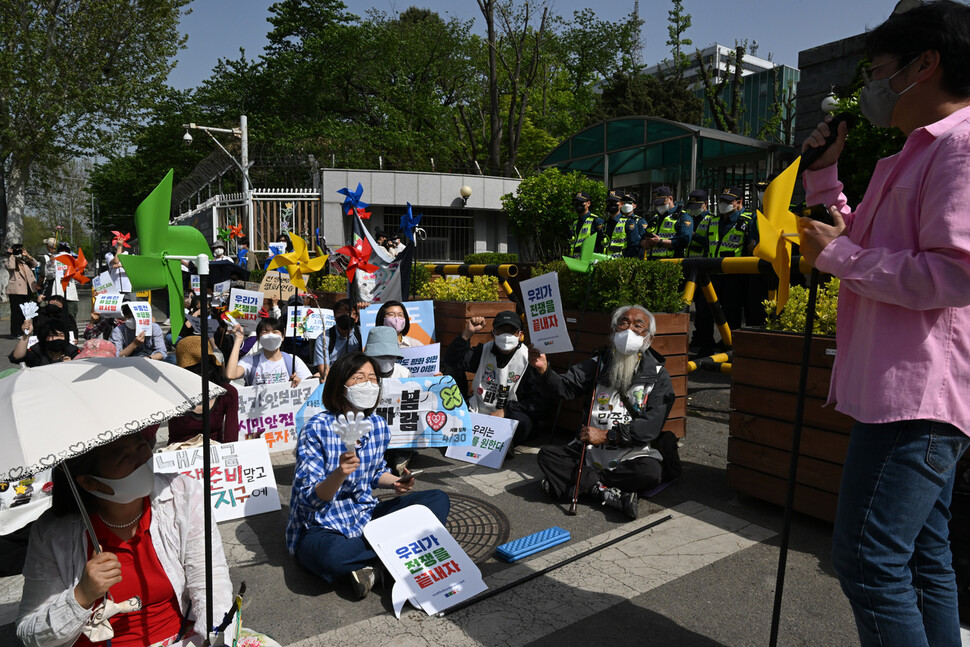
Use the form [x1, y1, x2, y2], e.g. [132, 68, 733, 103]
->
[56, 248, 91, 291]
[111, 231, 131, 248]
[336, 237, 378, 283]
[228, 223, 244, 239]
[348, 206, 372, 220]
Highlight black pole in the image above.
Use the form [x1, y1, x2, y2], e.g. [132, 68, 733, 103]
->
[768, 267, 821, 646]
[198, 255, 214, 638]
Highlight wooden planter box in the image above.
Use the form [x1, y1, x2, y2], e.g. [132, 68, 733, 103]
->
[727, 329, 854, 522]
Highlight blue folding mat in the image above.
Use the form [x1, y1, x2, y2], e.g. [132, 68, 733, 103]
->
[496, 526, 571, 562]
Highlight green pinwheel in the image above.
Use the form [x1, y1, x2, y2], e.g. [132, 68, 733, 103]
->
[119, 170, 212, 336]
[562, 232, 610, 273]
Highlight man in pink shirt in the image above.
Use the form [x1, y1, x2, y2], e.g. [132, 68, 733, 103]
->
[799, 3, 970, 645]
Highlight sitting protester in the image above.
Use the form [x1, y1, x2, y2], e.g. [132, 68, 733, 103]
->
[314, 298, 361, 379]
[364, 326, 411, 379]
[36, 294, 79, 341]
[168, 336, 240, 445]
[225, 317, 311, 387]
[82, 312, 114, 341]
[110, 303, 167, 360]
[443, 310, 545, 446]
[375, 300, 422, 348]
[9, 318, 80, 366]
[287, 352, 449, 599]
[532, 305, 677, 520]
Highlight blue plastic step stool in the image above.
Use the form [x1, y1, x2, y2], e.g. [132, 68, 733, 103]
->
[496, 526, 571, 562]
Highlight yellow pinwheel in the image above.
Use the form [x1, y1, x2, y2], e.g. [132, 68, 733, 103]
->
[753, 157, 801, 314]
[267, 232, 328, 292]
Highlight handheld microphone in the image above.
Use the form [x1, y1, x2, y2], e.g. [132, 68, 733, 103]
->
[800, 113, 856, 170]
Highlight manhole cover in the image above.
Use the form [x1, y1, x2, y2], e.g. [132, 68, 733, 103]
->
[377, 492, 510, 563]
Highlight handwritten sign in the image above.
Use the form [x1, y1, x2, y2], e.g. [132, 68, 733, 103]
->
[398, 343, 440, 376]
[92, 271, 118, 297]
[361, 300, 436, 345]
[259, 270, 296, 300]
[521, 271, 572, 354]
[445, 412, 516, 469]
[152, 440, 280, 522]
[377, 376, 471, 449]
[237, 379, 321, 453]
[285, 306, 331, 340]
[94, 293, 124, 318]
[364, 505, 487, 618]
[228, 288, 263, 334]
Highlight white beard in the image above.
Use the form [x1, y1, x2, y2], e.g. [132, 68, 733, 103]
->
[606, 348, 640, 394]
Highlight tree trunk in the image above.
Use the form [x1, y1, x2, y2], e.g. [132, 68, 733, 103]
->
[478, 0, 502, 175]
[5, 156, 28, 245]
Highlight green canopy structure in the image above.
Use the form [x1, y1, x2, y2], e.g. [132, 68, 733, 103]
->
[540, 116, 795, 201]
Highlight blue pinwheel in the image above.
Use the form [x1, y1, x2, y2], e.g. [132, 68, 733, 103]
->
[400, 202, 423, 242]
[337, 183, 371, 219]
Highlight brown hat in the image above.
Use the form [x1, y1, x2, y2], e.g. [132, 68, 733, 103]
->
[175, 335, 221, 368]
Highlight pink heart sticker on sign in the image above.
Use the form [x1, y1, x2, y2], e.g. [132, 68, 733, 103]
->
[426, 411, 447, 431]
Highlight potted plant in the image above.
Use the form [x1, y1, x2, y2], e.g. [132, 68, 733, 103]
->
[417, 274, 508, 348]
[727, 279, 851, 522]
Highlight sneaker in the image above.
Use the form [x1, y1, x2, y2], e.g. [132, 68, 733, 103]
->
[350, 566, 375, 600]
[593, 484, 639, 520]
[540, 478, 555, 499]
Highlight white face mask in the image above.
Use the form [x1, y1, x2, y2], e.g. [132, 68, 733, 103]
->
[612, 328, 646, 356]
[494, 333, 520, 352]
[620, 204, 634, 215]
[375, 358, 397, 375]
[214, 248, 224, 258]
[346, 381, 380, 410]
[259, 333, 283, 351]
[860, 58, 919, 128]
[688, 207, 705, 217]
[656, 204, 669, 215]
[89, 460, 155, 504]
[125, 319, 136, 330]
[717, 202, 735, 215]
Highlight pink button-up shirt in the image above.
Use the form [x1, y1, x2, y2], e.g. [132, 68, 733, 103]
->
[804, 104, 970, 437]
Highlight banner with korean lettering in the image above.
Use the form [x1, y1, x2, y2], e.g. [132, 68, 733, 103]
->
[376, 376, 471, 449]
[364, 505, 487, 617]
[94, 293, 124, 318]
[360, 299, 436, 345]
[92, 271, 118, 297]
[237, 378, 321, 453]
[398, 343, 440, 377]
[152, 440, 280, 522]
[285, 306, 331, 340]
[445, 412, 516, 469]
[521, 271, 572, 354]
[228, 287, 263, 334]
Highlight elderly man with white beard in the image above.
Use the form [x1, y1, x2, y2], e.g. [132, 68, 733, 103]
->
[529, 305, 676, 519]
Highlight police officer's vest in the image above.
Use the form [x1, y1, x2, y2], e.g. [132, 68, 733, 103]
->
[469, 341, 530, 414]
[647, 211, 680, 259]
[572, 214, 598, 257]
[685, 211, 709, 257]
[696, 211, 752, 258]
[606, 215, 634, 259]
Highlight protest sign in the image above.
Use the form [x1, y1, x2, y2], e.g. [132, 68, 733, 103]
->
[152, 440, 280, 522]
[268, 242, 286, 258]
[259, 270, 296, 300]
[364, 505, 487, 618]
[295, 380, 326, 441]
[213, 280, 231, 300]
[445, 412, 516, 469]
[521, 271, 572, 354]
[360, 299, 435, 345]
[127, 301, 153, 336]
[236, 378, 321, 453]
[94, 293, 124, 318]
[92, 271, 118, 297]
[228, 288, 263, 333]
[0, 469, 53, 535]
[285, 306, 330, 340]
[190, 274, 201, 296]
[398, 343, 440, 377]
[377, 376, 471, 449]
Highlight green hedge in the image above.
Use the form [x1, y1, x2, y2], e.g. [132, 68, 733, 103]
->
[308, 272, 349, 293]
[410, 263, 431, 296]
[248, 268, 267, 284]
[416, 275, 501, 302]
[532, 259, 686, 314]
[463, 252, 519, 265]
[764, 278, 839, 335]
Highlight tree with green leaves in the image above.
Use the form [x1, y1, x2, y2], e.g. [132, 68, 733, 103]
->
[695, 43, 746, 133]
[665, 0, 693, 81]
[0, 0, 190, 245]
[589, 71, 703, 125]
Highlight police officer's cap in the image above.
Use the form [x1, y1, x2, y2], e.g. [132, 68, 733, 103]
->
[493, 310, 522, 332]
[606, 190, 622, 203]
[717, 186, 744, 202]
[573, 191, 591, 203]
[651, 185, 674, 206]
[621, 193, 638, 204]
[686, 189, 709, 208]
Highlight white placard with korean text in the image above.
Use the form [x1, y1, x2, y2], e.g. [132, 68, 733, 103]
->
[521, 271, 572, 354]
[94, 293, 124, 318]
[92, 271, 118, 297]
[285, 306, 331, 340]
[364, 505, 487, 618]
[128, 301, 153, 336]
[236, 378, 321, 453]
[152, 440, 280, 522]
[190, 274, 201, 296]
[445, 412, 516, 469]
[228, 288, 263, 334]
[398, 343, 440, 377]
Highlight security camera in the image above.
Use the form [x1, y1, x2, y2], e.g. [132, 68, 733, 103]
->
[183, 130, 193, 144]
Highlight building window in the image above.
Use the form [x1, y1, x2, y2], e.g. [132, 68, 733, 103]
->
[380, 207, 475, 262]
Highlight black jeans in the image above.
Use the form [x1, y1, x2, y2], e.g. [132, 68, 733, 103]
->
[537, 442, 662, 499]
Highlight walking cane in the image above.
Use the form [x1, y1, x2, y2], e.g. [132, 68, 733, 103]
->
[567, 357, 602, 516]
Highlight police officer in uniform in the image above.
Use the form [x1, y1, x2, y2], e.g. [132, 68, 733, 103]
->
[619, 193, 648, 258]
[683, 189, 710, 258]
[690, 186, 762, 356]
[642, 186, 694, 259]
[570, 191, 605, 257]
[602, 190, 643, 259]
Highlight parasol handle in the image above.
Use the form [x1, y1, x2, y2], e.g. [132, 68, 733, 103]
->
[60, 463, 101, 555]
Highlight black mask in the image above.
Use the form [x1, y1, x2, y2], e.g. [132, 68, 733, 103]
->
[45, 339, 67, 354]
[606, 203, 619, 215]
[574, 203, 588, 215]
[335, 314, 353, 330]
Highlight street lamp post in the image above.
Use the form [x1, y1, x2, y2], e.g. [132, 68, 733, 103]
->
[182, 115, 253, 249]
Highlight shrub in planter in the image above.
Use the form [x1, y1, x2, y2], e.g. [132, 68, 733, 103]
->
[464, 252, 518, 265]
[417, 275, 500, 302]
[248, 268, 267, 284]
[533, 259, 686, 314]
[307, 273, 349, 293]
[410, 263, 431, 297]
[762, 278, 839, 336]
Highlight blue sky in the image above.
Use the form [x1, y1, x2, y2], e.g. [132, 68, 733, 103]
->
[169, 0, 896, 90]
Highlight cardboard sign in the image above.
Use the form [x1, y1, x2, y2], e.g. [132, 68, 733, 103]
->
[0, 469, 54, 535]
[376, 376, 472, 449]
[285, 306, 330, 340]
[521, 272, 572, 354]
[227, 288, 263, 334]
[445, 412, 517, 469]
[236, 378, 321, 453]
[94, 293, 124, 318]
[259, 270, 296, 300]
[92, 271, 118, 297]
[152, 440, 280, 522]
[398, 343, 440, 377]
[127, 301, 153, 336]
[190, 274, 201, 296]
[364, 505, 487, 618]
[360, 300, 436, 345]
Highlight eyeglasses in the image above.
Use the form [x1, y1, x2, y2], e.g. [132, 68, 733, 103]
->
[346, 373, 379, 386]
[861, 55, 920, 88]
[616, 317, 650, 333]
